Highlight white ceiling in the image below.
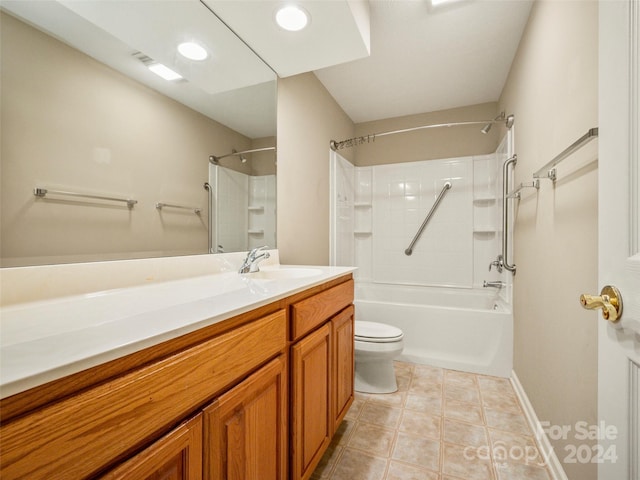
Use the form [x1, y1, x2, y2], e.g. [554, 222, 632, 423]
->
[314, 0, 533, 123]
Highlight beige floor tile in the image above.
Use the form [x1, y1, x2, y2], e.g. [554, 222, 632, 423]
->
[488, 429, 545, 467]
[484, 408, 531, 436]
[443, 419, 488, 448]
[399, 409, 442, 440]
[442, 443, 495, 480]
[480, 390, 521, 414]
[494, 461, 551, 480]
[386, 460, 439, 480]
[332, 447, 388, 480]
[359, 402, 403, 428]
[347, 422, 397, 457]
[413, 364, 445, 381]
[392, 432, 440, 472]
[445, 370, 478, 389]
[310, 445, 342, 479]
[313, 364, 553, 480]
[445, 399, 485, 425]
[445, 384, 481, 404]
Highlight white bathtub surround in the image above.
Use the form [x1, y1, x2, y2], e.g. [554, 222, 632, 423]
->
[209, 164, 276, 254]
[356, 283, 512, 378]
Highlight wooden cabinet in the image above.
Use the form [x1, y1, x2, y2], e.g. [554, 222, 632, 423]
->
[101, 414, 203, 480]
[0, 274, 354, 480]
[291, 323, 332, 480]
[290, 282, 355, 480]
[204, 356, 287, 480]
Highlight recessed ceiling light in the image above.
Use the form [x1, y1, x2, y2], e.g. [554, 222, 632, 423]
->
[148, 63, 182, 81]
[177, 42, 208, 61]
[275, 5, 309, 32]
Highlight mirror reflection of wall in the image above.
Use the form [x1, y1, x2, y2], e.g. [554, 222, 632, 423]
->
[0, 8, 276, 267]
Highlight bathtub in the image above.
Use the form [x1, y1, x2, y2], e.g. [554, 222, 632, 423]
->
[354, 283, 513, 378]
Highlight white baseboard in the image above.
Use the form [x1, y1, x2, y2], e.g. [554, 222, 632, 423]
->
[510, 370, 568, 480]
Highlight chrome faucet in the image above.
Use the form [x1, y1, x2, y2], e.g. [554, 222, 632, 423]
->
[239, 246, 270, 274]
[483, 280, 505, 289]
[489, 254, 504, 273]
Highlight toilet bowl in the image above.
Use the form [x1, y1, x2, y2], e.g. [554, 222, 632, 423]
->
[354, 321, 404, 394]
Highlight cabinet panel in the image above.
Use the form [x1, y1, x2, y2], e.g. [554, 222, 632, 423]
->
[0, 310, 286, 480]
[291, 324, 332, 480]
[204, 356, 287, 480]
[332, 306, 355, 431]
[291, 280, 354, 341]
[100, 414, 202, 480]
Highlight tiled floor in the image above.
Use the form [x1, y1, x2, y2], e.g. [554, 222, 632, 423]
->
[312, 361, 553, 480]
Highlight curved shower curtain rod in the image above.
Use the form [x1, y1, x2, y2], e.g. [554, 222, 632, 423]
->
[329, 114, 515, 151]
[209, 146, 276, 163]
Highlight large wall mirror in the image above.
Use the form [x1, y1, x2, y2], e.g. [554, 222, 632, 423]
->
[0, 0, 277, 267]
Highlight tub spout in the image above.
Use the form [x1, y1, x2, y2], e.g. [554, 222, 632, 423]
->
[483, 280, 505, 289]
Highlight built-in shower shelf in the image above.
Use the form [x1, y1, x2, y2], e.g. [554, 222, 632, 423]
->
[248, 229, 264, 235]
[473, 196, 497, 204]
[353, 231, 372, 236]
[473, 226, 497, 233]
[248, 206, 264, 212]
[354, 203, 372, 208]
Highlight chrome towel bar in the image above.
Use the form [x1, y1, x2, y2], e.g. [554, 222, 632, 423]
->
[33, 187, 137, 208]
[533, 127, 598, 181]
[404, 181, 452, 256]
[155, 202, 201, 214]
[507, 180, 539, 199]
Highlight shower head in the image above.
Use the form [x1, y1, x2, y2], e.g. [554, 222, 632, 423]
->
[480, 112, 511, 134]
[240, 154, 247, 164]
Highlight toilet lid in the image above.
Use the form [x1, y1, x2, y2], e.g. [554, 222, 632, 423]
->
[355, 321, 404, 343]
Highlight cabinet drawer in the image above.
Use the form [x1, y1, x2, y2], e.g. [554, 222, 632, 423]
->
[0, 310, 286, 480]
[291, 279, 354, 341]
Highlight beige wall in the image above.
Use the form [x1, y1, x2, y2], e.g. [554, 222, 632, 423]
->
[498, 1, 599, 478]
[353, 102, 500, 166]
[276, 73, 355, 265]
[0, 13, 253, 266]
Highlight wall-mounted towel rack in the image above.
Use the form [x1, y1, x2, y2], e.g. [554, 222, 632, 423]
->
[155, 202, 201, 214]
[533, 127, 599, 181]
[33, 187, 137, 208]
[507, 180, 540, 199]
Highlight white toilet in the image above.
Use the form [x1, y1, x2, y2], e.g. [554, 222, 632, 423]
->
[354, 321, 404, 394]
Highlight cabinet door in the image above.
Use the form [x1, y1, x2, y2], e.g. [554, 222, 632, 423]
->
[332, 305, 355, 432]
[100, 414, 202, 480]
[204, 356, 287, 480]
[291, 323, 332, 480]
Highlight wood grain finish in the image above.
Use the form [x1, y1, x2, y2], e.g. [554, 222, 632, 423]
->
[0, 310, 286, 480]
[291, 324, 332, 480]
[204, 356, 287, 480]
[100, 414, 203, 480]
[290, 279, 354, 342]
[332, 306, 355, 432]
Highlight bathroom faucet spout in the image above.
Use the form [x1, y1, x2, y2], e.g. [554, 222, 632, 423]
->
[483, 280, 505, 289]
[239, 246, 270, 274]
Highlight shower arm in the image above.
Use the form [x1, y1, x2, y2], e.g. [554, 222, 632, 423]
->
[502, 155, 518, 274]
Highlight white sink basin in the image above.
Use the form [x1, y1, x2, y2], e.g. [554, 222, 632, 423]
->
[246, 267, 323, 280]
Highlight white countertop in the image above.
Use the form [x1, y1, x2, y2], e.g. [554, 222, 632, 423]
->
[0, 264, 355, 399]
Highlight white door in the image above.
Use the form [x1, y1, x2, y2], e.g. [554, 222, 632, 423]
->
[596, 1, 640, 479]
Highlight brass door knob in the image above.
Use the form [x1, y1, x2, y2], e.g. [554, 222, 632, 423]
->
[580, 285, 623, 322]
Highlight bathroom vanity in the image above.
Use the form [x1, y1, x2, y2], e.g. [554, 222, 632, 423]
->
[0, 261, 355, 480]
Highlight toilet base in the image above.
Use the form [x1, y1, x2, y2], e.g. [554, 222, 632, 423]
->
[354, 359, 398, 394]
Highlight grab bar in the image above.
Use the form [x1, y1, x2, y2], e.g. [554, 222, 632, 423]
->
[502, 155, 517, 273]
[204, 182, 213, 253]
[33, 187, 137, 208]
[533, 128, 598, 181]
[155, 202, 201, 214]
[404, 182, 452, 256]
